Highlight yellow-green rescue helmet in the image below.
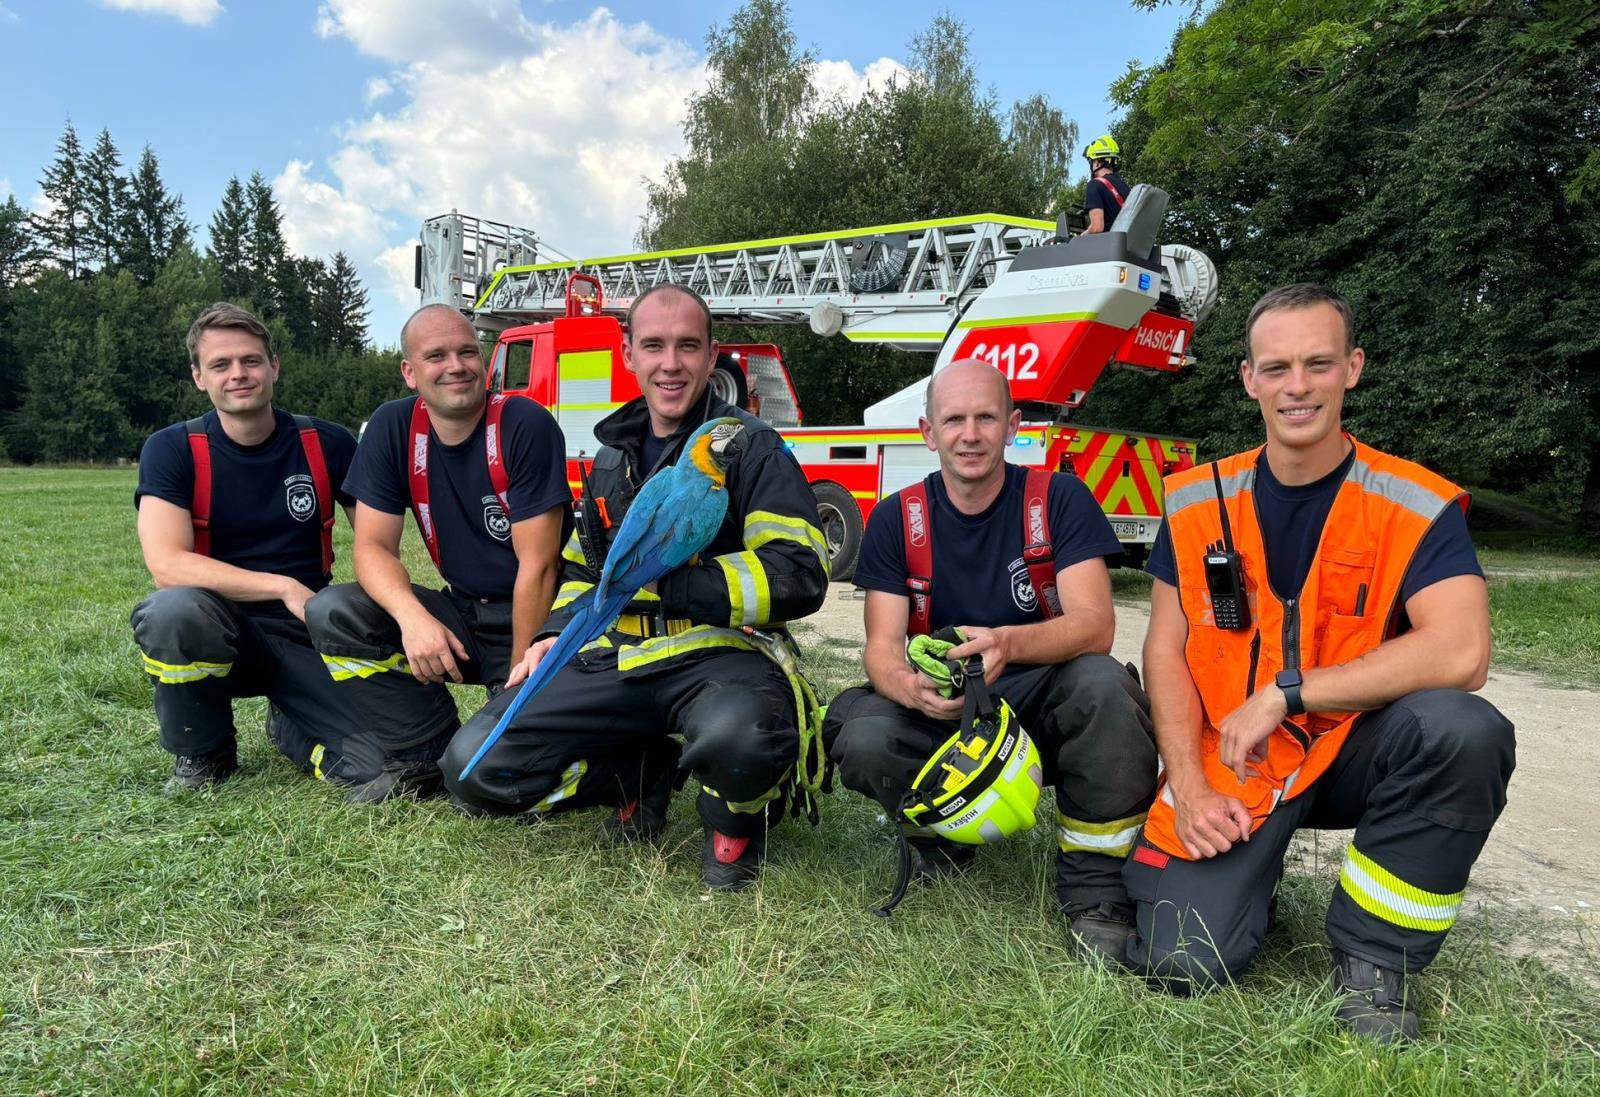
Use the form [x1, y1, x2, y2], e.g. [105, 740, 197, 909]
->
[902, 697, 1043, 844]
[1084, 134, 1120, 162]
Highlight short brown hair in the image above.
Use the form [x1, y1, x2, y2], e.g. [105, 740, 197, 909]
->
[626, 283, 713, 344]
[1244, 283, 1356, 357]
[187, 302, 274, 365]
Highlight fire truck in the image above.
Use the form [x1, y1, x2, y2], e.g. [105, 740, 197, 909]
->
[416, 185, 1218, 579]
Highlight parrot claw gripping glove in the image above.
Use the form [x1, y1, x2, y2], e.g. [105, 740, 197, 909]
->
[906, 626, 969, 697]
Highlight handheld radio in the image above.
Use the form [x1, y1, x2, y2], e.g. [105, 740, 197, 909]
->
[1203, 463, 1251, 630]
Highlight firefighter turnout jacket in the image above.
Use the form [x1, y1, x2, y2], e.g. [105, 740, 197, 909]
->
[1143, 437, 1469, 859]
[547, 388, 830, 674]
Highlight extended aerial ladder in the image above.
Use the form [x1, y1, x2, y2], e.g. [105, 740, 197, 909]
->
[419, 189, 1218, 421]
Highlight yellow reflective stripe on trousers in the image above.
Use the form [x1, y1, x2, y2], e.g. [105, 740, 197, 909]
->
[310, 743, 326, 781]
[701, 774, 789, 814]
[532, 760, 588, 812]
[717, 550, 771, 627]
[1338, 844, 1463, 932]
[561, 530, 587, 565]
[744, 509, 829, 574]
[320, 651, 409, 681]
[1056, 811, 1146, 856]
[141, 654, 231, 683]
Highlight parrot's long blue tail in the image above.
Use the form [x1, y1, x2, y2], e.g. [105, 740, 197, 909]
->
[456, 587, 637, 781]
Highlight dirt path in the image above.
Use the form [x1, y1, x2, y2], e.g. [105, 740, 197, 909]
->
[799, 584, 1599, 954]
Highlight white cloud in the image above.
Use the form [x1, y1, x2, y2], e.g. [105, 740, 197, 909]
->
[272, 159, 393, 259]
[0, 178, 12, 200]
[290, 5, 916, 345]
[284, 7, 704, 341]
[96, 0, 223, 26]
[0, 4, 19, 23]
[811, 57, 908, 104]
[315, 0, 537, 66]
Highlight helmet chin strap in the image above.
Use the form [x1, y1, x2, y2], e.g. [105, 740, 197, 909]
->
[872, 654, 995, 918]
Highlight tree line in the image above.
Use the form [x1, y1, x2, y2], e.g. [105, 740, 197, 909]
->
[645, 0, 1600, 534]
[0, 123, 407, 463]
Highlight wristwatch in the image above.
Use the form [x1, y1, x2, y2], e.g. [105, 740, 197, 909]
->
[1275, 668, 1305, 717]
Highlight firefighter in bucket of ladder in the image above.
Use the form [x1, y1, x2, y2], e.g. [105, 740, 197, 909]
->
[440, 284, 831, 892]
[1082, 135, 1130, 235]
[1126, 283, 1516, 1042]
[822, 359, 1158, 963]
[302, 304, 573, 802]
[131, 303, 374, 796]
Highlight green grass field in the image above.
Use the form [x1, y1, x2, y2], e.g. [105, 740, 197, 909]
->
[3, 468, 1597, 1095]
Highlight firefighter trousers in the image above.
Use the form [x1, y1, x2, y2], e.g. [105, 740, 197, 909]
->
[441, 647, 798, 838]
[823, 653, 1158, 913]
[1124, 688, 1515, 993]
[130, 586, 444, 784]
[304, 582, 516, 751]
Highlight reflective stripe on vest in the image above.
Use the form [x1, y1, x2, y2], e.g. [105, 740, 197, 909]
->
[1141, 437, 1467, 860]
[185, 414, 335, 576]
[406, 395, 509, 570]
[900, 467, 1060, 636]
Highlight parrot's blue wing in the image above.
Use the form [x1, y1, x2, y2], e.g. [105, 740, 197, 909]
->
[455, 583, 636, 781]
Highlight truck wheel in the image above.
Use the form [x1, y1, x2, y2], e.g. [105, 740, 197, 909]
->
[710, 355, 749, 408]
[811, 482, 862, 582]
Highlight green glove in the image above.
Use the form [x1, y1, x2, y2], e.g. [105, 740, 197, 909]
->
[906, 627, 968, 698]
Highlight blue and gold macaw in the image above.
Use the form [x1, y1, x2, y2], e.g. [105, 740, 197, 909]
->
[457, 417, 749, 780]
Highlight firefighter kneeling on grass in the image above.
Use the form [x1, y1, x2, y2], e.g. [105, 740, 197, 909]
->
[1126, 284, 1515, 1043]
[822, 360, 1158, 961]
[441, 284, 830, 891]
[131, 303, 373, 795]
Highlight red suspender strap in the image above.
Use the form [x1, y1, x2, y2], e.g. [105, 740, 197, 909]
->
[407, 396, 509, 573]
[185, 417, 212, 557]
[1022, 467, 1062, 620]
[293, 415, 336, 577]
[407, 397, 442, 568]
[484, 394, 510, 513]
[1097, 176, 1127, 208]
[901, 481, 933, 636]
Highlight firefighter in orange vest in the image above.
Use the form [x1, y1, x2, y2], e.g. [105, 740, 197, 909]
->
[131, 303, 373, 795]
[1126, 284, 1515, 1042]
[824, 360, 1157, 962]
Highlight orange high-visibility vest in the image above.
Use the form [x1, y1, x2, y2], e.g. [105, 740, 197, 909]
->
[1143, 437, 1468, 859]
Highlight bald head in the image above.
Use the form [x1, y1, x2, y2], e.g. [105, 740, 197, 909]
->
[401, 303, 472, 358]
[924, 358, 1013, 422]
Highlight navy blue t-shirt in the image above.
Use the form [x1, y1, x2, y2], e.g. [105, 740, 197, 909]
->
[856, 464, 1124, 652]
[1085, 172, 1130, 229]
[345, 395, 571, 600]
[1147, 448, 1482, 604]
[135, 409, 357, 594]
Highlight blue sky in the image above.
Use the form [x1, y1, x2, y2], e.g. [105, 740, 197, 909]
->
[0, 1, 1190, 346]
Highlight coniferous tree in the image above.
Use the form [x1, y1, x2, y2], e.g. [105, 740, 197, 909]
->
[121, 146, 191, 285]
[208, 174, 251, 301]
[244, 170, 287, 315]
[82, 128, 129, 272]
[320, 251, 370, 353]
[0, 196, 44, 289]
[35, 120, 87, 277]
[279, 254, 325, 352]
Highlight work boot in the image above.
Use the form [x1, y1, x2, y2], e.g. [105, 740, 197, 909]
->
[346, 759, 445, 805]
[701, 826, 766, 891]
[1063, 901, 1135, 970]
[165, 741, 239, 793]
[1330, 949, 1419, 1043]
[908, 835, 977, 881]
[605, 770, 675, 845]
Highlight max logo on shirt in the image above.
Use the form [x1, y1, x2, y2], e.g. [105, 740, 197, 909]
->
[482, 496, 511, 541]
[285, 474, 316, 522]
